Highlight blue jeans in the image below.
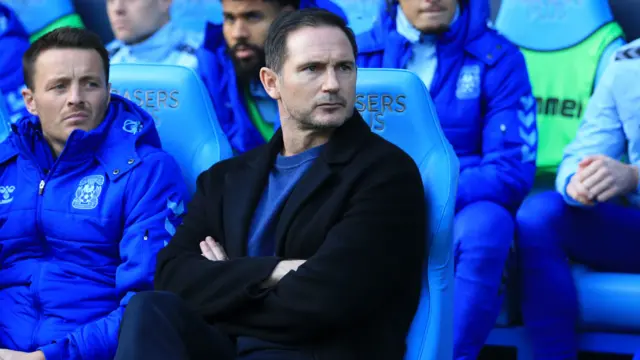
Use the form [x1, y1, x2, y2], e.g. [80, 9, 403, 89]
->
[453, 201, 514, 360]
[516, 191, 640, 360]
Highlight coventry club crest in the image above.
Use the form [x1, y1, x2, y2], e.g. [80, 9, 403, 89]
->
[456, 64, 481, 100]
[72, 175, 105, 210]
[0, 186, 15, 205]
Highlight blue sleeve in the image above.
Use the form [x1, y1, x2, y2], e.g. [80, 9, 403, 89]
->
[555, 58, 626, 206]
[594, 38, 625, 88]
[38, 152, 190, 360]
[455, 50, 537, 211]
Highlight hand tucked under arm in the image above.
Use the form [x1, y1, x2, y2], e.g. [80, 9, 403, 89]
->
[0, 349, 45, 360]
[261, 260, 306, 289]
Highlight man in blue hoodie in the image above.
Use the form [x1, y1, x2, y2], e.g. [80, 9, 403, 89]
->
[0, 27, 188, 360]
[197, 0, 347, 155]
[356, 1, 537, 358]
[0, 3, 30, 125]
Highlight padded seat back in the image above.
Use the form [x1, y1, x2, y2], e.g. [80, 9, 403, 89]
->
[496, 0, 625, 173]
[356, 68, 459, 360]
[4, 0, 83, 39]
[496, 0, 615, 51]
[109, 63, 233, 194]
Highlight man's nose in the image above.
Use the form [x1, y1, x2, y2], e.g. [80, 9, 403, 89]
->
[231, 20, 250, 41]
[66, 85, 86, 107]
[322, 69, 340, 93]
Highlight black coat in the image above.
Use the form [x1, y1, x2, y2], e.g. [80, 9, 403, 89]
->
[155, 112, 428, 360]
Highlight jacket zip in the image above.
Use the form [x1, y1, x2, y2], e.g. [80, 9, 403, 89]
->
[30, 171, 50, 349]
[28, 155, 59, 349]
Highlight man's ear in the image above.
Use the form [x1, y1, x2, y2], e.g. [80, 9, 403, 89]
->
[260, 67, 281, 101]
[107, 82, 112, 104]
[21, 87, 38, 116]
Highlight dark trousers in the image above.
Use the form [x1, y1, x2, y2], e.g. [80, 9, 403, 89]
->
[517, 191, 640, 359]
[115, 291, 310, 360]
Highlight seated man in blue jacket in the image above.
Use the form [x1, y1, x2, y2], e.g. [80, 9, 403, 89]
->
[0, 3, 30, 124]
[0, 27, 188, 360]
[356, 0, 537, 358]
[106, 0, 203, 69]
[197, 0, 347, 154]
[516, 40, 640, 360]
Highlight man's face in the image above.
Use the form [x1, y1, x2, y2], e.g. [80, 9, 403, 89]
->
[21, 48, 110, 152]
[273, 26, 356, 130]
[399, 0, 458, 34]
[222, 0, 286, 83]
[107, 0, 171, 44]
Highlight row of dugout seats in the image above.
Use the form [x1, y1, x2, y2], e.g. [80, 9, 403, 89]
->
[489, 0, 640, 358]
[74, 0, 640, 45]
[2, 0, 639, 357]
[108, 64, 459, 360]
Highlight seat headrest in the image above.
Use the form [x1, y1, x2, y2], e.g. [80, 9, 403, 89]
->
[171, 0, 223, 33]
[4, 0, 73, 35]
[355, 68, 452, 170]
[331, 0, 384, 34]
[495, 0, 615, 51]
[109, 64, 233, 194]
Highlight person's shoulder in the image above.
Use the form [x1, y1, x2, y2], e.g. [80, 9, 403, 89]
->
[614, 38, 640, 62]
[197, 144, 267, 183]
[361, 131, 421, 175]
[106, 39, 124, 58]
[356, 27, 386, 54]
[130, 149, 183, 180]
[466, 24, 524, 68]
[175, 28, 204, 56]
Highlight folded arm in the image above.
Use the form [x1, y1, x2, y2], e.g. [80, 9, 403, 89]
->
[154, 166, 282, 318]
[217, 154, 427, 344]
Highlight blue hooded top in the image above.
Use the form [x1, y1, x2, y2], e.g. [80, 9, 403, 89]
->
[0, 95, 189, 359]
[357, 0, 537, 211]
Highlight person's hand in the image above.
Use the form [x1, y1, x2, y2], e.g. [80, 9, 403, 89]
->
[566, 172, 595, 206]
[200, 236, 228, 261]
[576, 155, 639, 202]
[0, 350, 45, 360]
[262, 260, 306, 288]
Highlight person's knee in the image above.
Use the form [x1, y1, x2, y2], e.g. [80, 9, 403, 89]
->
[127, 291, 181, 314]
[516, 191, 567, 250]
[455, 201, 514, 250]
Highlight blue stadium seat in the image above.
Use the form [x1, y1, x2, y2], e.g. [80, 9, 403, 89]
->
[495, 0, 621, 53]
[332, 0, 385, 34]
[5, 0, 84, 40]
[109, 63, 233, 194]
[356, 68, 459, 360]
[171, 0, 222, 33]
